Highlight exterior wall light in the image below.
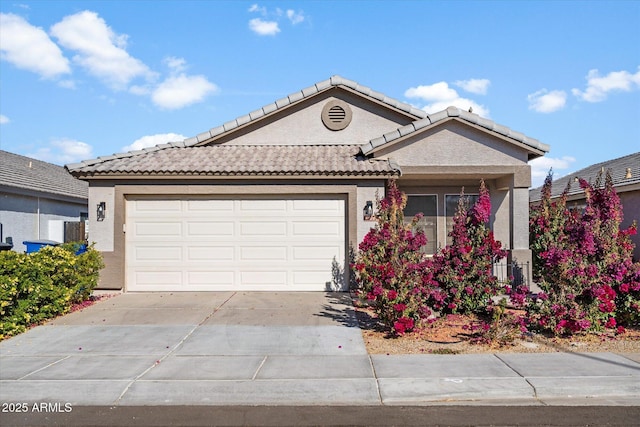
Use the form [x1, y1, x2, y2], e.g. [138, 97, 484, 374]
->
[363, 200, 374, 221]
[97, 202, 106, 221]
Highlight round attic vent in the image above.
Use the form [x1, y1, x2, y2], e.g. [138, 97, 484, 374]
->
[321, 100, 352, 131]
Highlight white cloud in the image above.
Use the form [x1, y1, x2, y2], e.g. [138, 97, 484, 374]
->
[50, 10, 154, 90]
[0, 13, 70, 79]
[527, 89, 567, 113]
[286, 9, 305, 24]
[454, 78, 490, 95]
[122, 132, 187, 152]
[529, 155, 576, 188]
[0, 114, 9, 124]
[248, 4, 304, 35]
[29, 138, 93, 165]
[164, 56, 187, 73]
[248, 4, 267, 14]
[405, 81, 490, 117]
[405, 82, 458, 102]
[249, 18, 280, 36]
[572, 67, 640, 103]
[151, 74, 218, 109]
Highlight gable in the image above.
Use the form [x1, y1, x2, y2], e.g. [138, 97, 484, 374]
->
[202, 87, 419, 147]
[371, 119, 531, 167]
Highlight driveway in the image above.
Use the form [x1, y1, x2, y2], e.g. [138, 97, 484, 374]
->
[0, 292, 379, 406]
[2, 292, 639, 408]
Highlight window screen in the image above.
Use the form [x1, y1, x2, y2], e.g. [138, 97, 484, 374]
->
[445, 194, 479, 246]
[404, 195, 437, 254]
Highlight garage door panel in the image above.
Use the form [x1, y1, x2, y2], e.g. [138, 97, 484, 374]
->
[292, 221, 342, 237]
[240, 221, 287, 236]
[188, 271, 235, 286]
[292, 199, 343, 213]
[187, 246, 234, 261]
[133, 199, 182, 213]
[240, 199, 286, 211]
[134, 271, 183, 287]
[187, 221, 234, 236]
[134, 222, 182, 237]
[186, 199, 234, 212]
[240, 271, 288, 287]
[240, 246, 287, 261]
[126, 197, 345, 291]
[293, 245, 342, 260]
[135, 245, 182, 261]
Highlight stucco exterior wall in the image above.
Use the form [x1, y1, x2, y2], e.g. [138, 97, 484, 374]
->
[0, 192, 87, 252]
[88, 185, 115, 252]
[356, 181, 385, 245]
[219, 90, 414, 146]
[374, 120, 528, 166]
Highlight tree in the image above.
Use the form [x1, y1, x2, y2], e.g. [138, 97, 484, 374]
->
[528, 170, 640, 335]
[351, 180, 428, 335]
[427, 180, 508, 314]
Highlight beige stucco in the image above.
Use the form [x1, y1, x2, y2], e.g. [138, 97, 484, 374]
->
[373, 120, 529, 166]
[211, 89, 416, 146]
[88, 184, 115, 252]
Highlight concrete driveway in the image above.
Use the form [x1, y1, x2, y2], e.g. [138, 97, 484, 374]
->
[1, 292, 639, 408]
[0, 292, 378, 406]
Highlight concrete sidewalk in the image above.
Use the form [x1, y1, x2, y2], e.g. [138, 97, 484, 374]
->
[1, 292, 639, 407]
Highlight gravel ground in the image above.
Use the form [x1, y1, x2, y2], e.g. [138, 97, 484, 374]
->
[355, 305, 640, 355]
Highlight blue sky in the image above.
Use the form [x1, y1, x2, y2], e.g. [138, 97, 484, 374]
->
[1, 1, 638, 188]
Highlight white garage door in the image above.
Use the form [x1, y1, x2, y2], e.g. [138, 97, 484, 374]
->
[125, 196, 346, 291]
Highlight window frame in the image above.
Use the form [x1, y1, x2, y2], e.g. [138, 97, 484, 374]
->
[404, 193, 438, 255]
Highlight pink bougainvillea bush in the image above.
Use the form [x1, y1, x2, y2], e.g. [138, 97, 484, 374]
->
[353, 179, 509, 336]
[426, 180, 508, 314]
[529, 171, 640, 335]
[351, 180, 428, 335]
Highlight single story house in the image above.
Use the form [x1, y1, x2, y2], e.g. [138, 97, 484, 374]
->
[529, 151, 640, 261]
[0, 150, 88, 252]
[67, 76, 549, 292]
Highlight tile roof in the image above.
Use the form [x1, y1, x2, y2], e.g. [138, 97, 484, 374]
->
[361, 106, 549, 156]
[1, 150, 88, 200]
[65, 76, 548, 175]
[529, 151, 640, 201]
[67, 145, 399, 178]
[66, 75, 426, 172]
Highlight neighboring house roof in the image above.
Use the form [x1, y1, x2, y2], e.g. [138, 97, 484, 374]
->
[68, 144, 398, 178]
[361, 106, 549, 157]
[0, 150, 88, 201]
[529, 151, 640, 202]
[66, 75, 548, 176]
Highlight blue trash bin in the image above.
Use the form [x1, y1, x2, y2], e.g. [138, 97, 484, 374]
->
[23, 240, 60, 253]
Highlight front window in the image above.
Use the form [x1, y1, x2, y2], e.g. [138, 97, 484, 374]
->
[445, 194, 478, 246]
[404, 195, 437, 254]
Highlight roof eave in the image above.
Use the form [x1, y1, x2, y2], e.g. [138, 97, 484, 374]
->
[69, 171, 400, 180]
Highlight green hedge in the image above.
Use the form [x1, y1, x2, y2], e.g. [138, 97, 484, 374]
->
[0, 243, 104, 340]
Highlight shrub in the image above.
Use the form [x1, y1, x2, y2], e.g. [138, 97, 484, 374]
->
[529, 171, 640, 335]
[0, 243, 104, 340]
[352, 180, 428, 335]
[426, 180, 508, 314]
